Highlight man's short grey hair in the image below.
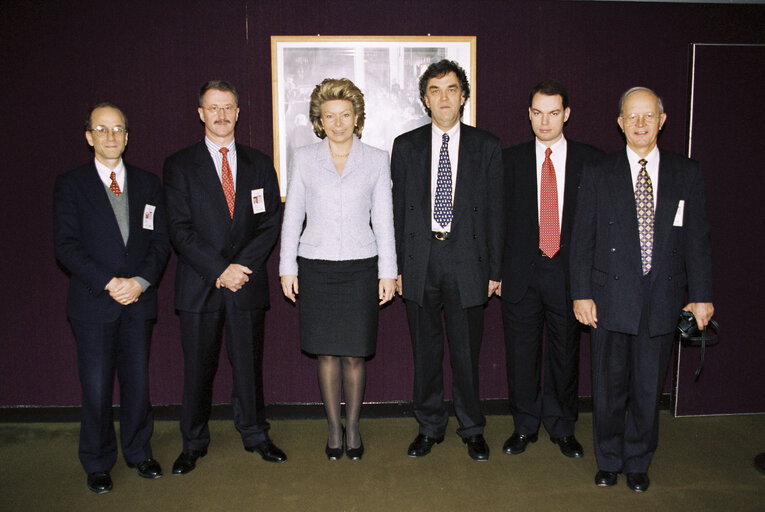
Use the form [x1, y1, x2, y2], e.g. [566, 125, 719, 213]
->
[618, 86, 664, 115]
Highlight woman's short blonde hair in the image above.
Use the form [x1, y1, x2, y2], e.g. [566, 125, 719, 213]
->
[309, 78, 366, 139]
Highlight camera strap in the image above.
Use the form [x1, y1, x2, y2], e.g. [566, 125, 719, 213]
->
[684, 319, 720, 381]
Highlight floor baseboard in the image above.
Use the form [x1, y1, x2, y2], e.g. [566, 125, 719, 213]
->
[0, 395, 671, 423]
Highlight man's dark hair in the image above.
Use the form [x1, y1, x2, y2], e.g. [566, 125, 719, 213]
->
[418, 59, 470, 117]
[199, 80, 239, 106]
[529, 79, 569, 109]
[84, 102, 129, 131]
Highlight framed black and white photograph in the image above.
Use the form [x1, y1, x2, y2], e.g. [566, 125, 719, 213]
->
[271, 35, 476, 197]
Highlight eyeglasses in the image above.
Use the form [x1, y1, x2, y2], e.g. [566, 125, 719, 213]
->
[621, 112, 661, 126]
[203, 104, 237, 113]
[89, 125, 127, 137]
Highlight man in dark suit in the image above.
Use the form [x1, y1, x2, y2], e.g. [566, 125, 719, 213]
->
[392, 60, 504, 461]
[499, 80, 602, 459]
[164, 80, 285, 474]
[54, 102, 170, 493]
[571, 87, 714, 492]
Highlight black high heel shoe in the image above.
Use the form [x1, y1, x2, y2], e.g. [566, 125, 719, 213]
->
[346, 434, 364, 461]
[325, 428, 344, 461]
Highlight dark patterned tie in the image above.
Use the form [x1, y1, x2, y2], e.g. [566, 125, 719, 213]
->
[220, 147, 235, 218]
[635, 158, 654, 275]
[109, 171, 121, 196]
[434, 133, 452, 228]
[539, 147, 560, 257]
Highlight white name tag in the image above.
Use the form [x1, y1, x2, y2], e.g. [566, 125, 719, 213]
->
[251, 188, 265, 214]
[673, 200, 685, 227]
[143, 204, 156, 230]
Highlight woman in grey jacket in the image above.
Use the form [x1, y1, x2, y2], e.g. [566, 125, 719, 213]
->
[279, 78, 397, 461]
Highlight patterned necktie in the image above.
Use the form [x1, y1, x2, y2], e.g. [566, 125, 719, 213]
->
[539, 147, 560, 257]
[220, 147, 235, 218]
[635, 158, 654, 275]
[109, 171, 121, 196]
[434, 133, 453, 229]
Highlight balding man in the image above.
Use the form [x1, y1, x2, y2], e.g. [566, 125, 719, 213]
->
[570, 87, 714, 492]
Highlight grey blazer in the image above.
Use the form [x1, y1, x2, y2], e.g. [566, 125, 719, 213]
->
[279, 136, 397, 279]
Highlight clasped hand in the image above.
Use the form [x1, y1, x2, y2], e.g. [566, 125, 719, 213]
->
[216, 264, 252, 292]
[106, 277, 142, 305]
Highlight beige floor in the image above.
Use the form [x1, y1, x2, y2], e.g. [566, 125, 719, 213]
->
[1, 412, 764, 512]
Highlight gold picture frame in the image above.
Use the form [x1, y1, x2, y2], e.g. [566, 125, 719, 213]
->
[271, 35, 477, 198]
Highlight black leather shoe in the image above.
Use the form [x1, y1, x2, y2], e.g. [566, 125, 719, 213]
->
[172, 449, 207, 475]
[346, 440, 364, 461]
[626, 472, 650, 492]
[463, 434, 489, 461]
[550, 435, 584, 458]
[502, 432, 538, 454]
[127, 458, 163, 479]
[595, 470, 618, 487]
[246, 440, 287, 463]
[87, 471, 113, 494]
[326, 428, 344, 460]
[407, 434, 444, 457]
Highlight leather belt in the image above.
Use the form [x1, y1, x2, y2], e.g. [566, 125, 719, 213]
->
[432, 231, 451, 241]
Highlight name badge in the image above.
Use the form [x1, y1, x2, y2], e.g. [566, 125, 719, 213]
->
[143, 204, 156, 230]
[251, 188, 265, 214]
[673, 200, 685, 227]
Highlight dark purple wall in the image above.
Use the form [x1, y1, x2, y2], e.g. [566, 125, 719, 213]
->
[1, 1, 763, 412]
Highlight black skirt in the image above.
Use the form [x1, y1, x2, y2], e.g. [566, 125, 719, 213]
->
[298, 256, 379, 357]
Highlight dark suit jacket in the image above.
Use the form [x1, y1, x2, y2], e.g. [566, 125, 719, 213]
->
[392, 123, 504, 309]
[54, 162, 170, 322]
[163, 141, 281, 313]
[501, 139, 603, 303]
[570, 149, 713, 336]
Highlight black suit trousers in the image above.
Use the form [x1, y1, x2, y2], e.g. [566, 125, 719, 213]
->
[405, 238, 486, 439]
[591, 275, 674, 474]
[179, 294, 269, 451]
[71, 312, 155, 473]
[502, 253, 580, 437]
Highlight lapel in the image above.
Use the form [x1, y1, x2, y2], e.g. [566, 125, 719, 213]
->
[561, 142, 581, 239]
[193, 142, 232, 223]
[520, 142, 539, 228]
[125, 166, 142, 249]
[452, 123, 476, 231]
[83, 162, 126, 247]
[410, 125, 432, 230]
[652, 149, 681, 275]
[607, 149, 643, 272]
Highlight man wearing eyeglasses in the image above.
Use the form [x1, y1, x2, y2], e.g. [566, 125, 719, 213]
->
[570, 87, 714, 492]
[54, 103, 170, 493]
[163, 80, 285, 475]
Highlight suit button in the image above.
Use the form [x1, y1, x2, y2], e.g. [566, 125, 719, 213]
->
[610, 248, 616, 252]
[608, 220, 614, 225]
[478, 256, 483, 262]
[473, 207, 479, 212]
[409, 205, 414, 210]
[473, 234, 478, 239]
[672, 248, 678, 254]
[614, 275, 620, 280]
[408, 255, 413, 260]
[668, 276, 672, 280]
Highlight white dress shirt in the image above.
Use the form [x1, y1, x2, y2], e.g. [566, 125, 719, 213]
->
[535, 136, 567, 228]
[626, 145, 660, 209]
[94, 158, 126, 190]
[430, 123, 460, 232]
[204, 137, 237, 186]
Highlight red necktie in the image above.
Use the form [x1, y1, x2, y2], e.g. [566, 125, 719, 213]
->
[539, 147, 560, 257]
[109, 171, 121, 196]
[220, 147, 235, 218]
